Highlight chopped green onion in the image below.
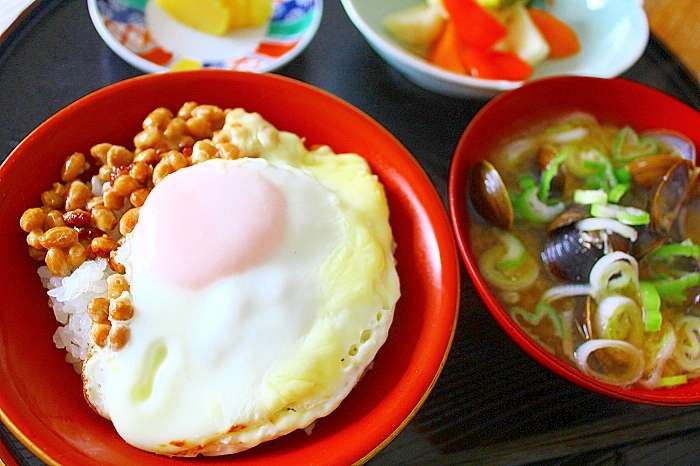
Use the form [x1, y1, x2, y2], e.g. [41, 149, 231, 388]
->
[657, 375, 688, 388]
[541, 284, 592, 303]
[564, 147, 606, 178]
[573, 189, 608, 205]
[673, 316, 700, 371]
[510, 302, 565, 339]
[479, 243, 540, 291]
[495, 231, 526, 270]
[538, 151, 567, 202]
[584, 175, 605, 190]
[588, 203, 649, 225]
[583, 156, 617, 190]
[607, 183, 630, 203]
[639, 281, 662, 332]
[614, 167, 632, 184]
[518, 175, 537, 189]
[590, 203, 619, 219]
[613, 126, 659, 162]
[638, 323, 677, 389]
[575, 339, 645, 386]
[594, 295, 644, 346]
[653, 272, 700, 301]
[615, 206, 650, 226]
[545, 126, 588, 144]
[588, 251, 639, 299]
[648, 241, 700, 262]
[515, 185, 564, 223]
[582, 160, 606, 172]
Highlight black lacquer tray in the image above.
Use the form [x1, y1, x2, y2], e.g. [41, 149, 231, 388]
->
[2, 1, 700, 465]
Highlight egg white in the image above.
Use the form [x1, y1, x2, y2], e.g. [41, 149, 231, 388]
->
[82, 109, 400, 456]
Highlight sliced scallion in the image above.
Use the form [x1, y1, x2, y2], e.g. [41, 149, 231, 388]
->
[574, 339, 644, 386]
[607, 183, 630, 203]
[545, 126, 588, 144]
[674, 316, 700, 371]
[613, 126, 659, 162]
[583, 155, 617, 189]
[573, 189, 608, 205]
[614, 166, 632, 184]
[516, 185, 564, 223]
[594, 295, 644, 346]
[639, 281, 662, 332]
[518, 175, 537, 189]
[564, 147, 606, 178]
[510, 302, 565, 339]
[588, 251, 639, 299]
[648, 241, 700, 262]
[539, 151, 567, 201]
[479, 244, 540, 291]
[653, 272, 700, 301]
[495, 230, 526, 270]
[590, 203, 619, 219]
[589, 203, 649, 225]
[657, 375, 688, 387]
[615, 206, 650, 226]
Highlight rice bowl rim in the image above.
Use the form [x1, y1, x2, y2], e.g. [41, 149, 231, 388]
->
[0, 70, 461, 465]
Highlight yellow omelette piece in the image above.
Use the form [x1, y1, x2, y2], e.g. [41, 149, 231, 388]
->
[155, 0, 273, 36]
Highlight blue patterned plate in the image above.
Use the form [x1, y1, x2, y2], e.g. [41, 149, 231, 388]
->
[87, 0, 322, 73]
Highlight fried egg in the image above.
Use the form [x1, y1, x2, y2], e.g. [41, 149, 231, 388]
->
[82, 109, 400, 456]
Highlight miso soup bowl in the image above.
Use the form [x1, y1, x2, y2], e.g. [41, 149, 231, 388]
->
[449, 75, 700, 405]
[0, 70, 460, 465]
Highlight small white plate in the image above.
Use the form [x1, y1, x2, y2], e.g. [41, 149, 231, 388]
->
[87, 0, 323, 73]
[341, 0, 649, 99]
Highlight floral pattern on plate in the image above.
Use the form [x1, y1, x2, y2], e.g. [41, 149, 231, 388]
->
[88, 0, 322, 73]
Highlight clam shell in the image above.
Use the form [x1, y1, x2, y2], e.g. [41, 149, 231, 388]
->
[642, 129, 696, 162]
[469, 160, 514, 230]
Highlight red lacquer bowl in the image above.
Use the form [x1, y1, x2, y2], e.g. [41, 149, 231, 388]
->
[449, 75, 700, 406]
[0, 70, 460, 465]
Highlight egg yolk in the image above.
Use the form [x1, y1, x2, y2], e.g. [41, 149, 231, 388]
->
[133, 161, 288, 289]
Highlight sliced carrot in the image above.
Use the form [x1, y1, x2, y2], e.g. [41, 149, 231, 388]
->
[527, 8, 580, 58]
[428, 20, 467, 74]
[460, 47, 533, 81]
[442, 0, 507, 50]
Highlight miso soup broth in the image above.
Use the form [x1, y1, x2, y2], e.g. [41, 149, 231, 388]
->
[468, 112, 700, 389]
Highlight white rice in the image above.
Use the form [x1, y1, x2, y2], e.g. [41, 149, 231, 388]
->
[39, 257, 113, 371]
[36, 174, 127, 371]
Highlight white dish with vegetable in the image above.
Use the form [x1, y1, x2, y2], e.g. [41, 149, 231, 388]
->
[340, 0, 649, 99]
